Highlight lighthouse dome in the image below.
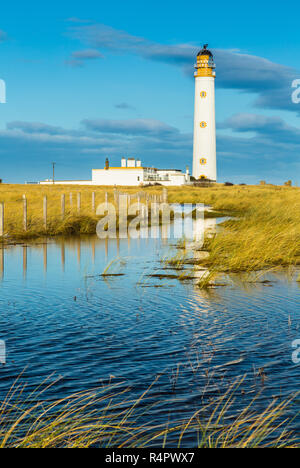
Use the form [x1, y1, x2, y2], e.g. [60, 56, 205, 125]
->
[197, 44, 213, 57]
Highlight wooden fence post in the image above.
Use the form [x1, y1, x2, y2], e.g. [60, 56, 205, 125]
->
[43, 196, 47, 229]
[163, 188, 168, 203]
[61, 194, 65, 219]
[92, 192, 95, 212]
[105, 192, 108, 210]
[0, 202, 4, 237]
[23, 195, 27, 231]
[0, 243, 3, 278]
[70, 193, 73, 208]
[77, 193, 81, 213]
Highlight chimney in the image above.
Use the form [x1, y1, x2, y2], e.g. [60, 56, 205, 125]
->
[105, 158, 109, 170]
[136, 159, 141, 167]
[127, 158, 136, 168]
[121, 157, 126, 167]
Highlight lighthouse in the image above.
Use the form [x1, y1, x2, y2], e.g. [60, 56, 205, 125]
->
[192, 45, 217, 181]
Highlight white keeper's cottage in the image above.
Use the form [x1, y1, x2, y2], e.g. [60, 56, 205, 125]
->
[40, 157, 190, 187]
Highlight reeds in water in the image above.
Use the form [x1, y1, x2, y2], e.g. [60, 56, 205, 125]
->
[0, 375, 298, 448]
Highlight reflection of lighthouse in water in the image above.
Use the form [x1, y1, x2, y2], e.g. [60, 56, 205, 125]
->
[191, 216, 216, 281]
[184, 210, 217, 247]
[182, 215, 218, 306]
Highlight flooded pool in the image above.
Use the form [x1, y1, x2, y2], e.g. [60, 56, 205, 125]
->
[0, 218, 299, 445]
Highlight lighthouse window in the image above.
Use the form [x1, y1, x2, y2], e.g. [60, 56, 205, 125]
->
[200, 121, 207, 128]
[200, 91, 207, 98]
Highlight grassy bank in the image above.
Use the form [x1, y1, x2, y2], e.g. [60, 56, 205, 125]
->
[0, 375, 298, 448]
[0, 184, 164, 240]
[1, 184, 300, 273]
[174, 185, 300, 272]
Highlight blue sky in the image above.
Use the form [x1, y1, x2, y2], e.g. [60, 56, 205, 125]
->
[1, 0, 300, 184]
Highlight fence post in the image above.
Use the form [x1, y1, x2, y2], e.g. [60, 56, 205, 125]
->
[70, 193, 73, 208]
[92, 192, 95, 212]
[105, 192, 108, 210]
[153, 195, 159, 219]
[61, 194, 65, 219]
[43, 196, 47, 229]
[163, 188, 168, 203]
[0, 202, 4, 237]
[144, 200, 148, 220]
[77, 193, 81, 213]
[23, 195, 27, 231]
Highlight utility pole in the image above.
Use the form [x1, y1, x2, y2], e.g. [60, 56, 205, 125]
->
[52, 162, 56, 184]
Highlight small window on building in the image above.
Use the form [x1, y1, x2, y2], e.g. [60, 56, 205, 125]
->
[137, 177, 140, 181]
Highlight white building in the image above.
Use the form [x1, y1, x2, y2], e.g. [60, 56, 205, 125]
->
[40, 157, 190, 186]
[192, 45, 217, 182]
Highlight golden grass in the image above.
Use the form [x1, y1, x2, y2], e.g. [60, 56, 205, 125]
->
[1, 183, 300, 273]
[166, 184, 300, 273]
[0, 374, 298, 448]
[0, 184, 164, 239]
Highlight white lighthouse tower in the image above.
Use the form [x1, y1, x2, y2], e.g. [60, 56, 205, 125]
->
[192, 45, 217, 181]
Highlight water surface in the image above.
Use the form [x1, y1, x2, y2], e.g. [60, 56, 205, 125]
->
[0, 221, 299, 444]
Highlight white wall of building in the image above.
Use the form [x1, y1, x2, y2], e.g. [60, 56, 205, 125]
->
[92, 168, 144, 186]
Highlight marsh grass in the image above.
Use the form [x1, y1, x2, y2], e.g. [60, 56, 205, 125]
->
[0, 375, 298, 448]
[169, 185, 300, 273]
[196, 269, 220, 289]
[1, 184, 300, 273]
[0, 185, 165, 240]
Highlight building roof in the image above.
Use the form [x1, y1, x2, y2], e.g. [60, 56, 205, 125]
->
[197, 44, 213, 57]
[93, 167, 144, 170]
[157, 169, 181, 172]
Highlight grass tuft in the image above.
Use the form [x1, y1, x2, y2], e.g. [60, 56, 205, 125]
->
[0, 375, 298, 448]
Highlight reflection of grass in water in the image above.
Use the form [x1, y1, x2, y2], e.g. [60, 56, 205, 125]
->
[0, 375, 298, 448]
[162, 245, 224, 289]
[102, 257, 127, 276]
[162, 240, 188, 269]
